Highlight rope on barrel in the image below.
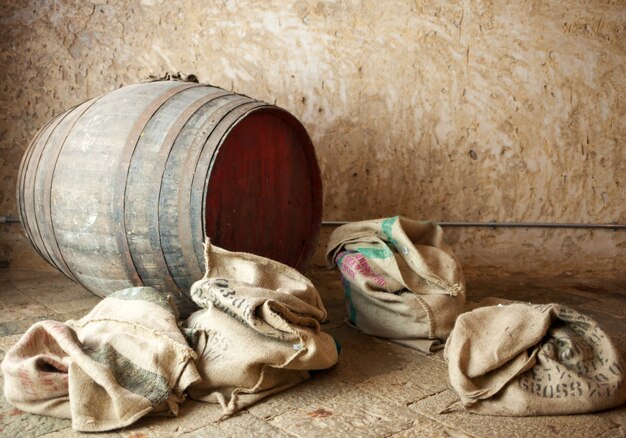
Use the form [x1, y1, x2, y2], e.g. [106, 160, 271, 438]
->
[143, 71, 199, 83]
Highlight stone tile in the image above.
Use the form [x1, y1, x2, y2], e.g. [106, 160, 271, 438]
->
[253, 330, 450, 437]
[429, 349, 447, 365]
[0, 312, 80, 333]
[309, 226, 334, 268]
[183, 411, 291, 437]
[266, 384, 419, 438]
[0, 333, 24, 362]
[557, 279, 625, 296]
[464, 274, 626, 319]
[117, 400, 224, 437]
[354, 356, 449, 404]
[306, 264, 341, 287]
[38, 428, 121, 437]
[579, 297, 626, 320]
[42, 296, 101, 314]
[250, 324, 444, 421]
[319, 298, 349, 330]
[324, 325, 427, 385]
[409, 389, 623, 438]
[47, 310, 93, 323]
[0, 269, 59, 283]
[465, 283, 590, 309]
[21, 284, 94, 305]
[1, 264, 624, 437]
[0, 302, 53, 323]
[0, 315, 54, 337]
[309, 268, 349, 328]
[248, 368, 353, 420]
[260, 348, 448, 437]
[0, 395, 70, 438]
[14, 278, 93, 304]
[462, 276, 626, 351]
[389, 414, 472, 437]
[0, 279, 39, 308]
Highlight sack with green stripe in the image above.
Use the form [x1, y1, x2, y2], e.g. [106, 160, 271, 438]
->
[326, 216, 465, 353]
[1, 287, 200, 432]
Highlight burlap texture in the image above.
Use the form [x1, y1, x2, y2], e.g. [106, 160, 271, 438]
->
[445, 300, 626, 415]
[184, 241, 339, 416]
[326, 216, 465, 353]
[1, 287, 200, 432]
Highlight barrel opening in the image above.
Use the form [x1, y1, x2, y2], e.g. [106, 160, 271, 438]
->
[204, 107, 322, 269]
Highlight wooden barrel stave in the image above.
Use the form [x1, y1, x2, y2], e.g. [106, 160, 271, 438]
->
[190, 101, 265, 270]
[159, 93, 248, 293]
[177, 98, 262, 288]
[28, 106, 88, 276]
[19, 114, 64, 269]
[18, 81, 322, 307]
[125, 86, 214, 294]
[52, 82, 183, 293]
[38, 99, 100, 283]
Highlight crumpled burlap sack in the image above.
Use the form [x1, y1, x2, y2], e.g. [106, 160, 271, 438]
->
[444, 299, 626, 415]
[183, 241, 339, 416]
[1, 287, 200, 432]
[326, 216, 465, 353]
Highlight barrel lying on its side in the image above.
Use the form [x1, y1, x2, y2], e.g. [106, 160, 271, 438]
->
[17, 81, 322, 312]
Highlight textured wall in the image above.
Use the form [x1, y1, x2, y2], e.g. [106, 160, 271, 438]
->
[1, 0, 624, 276]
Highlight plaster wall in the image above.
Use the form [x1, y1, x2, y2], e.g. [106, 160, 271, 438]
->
[0, 0, 624, 276]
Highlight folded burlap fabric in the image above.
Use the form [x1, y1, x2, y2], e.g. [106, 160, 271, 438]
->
[445, 300, 626, 415]
[184, 241, 339, 416]
[326, 216, 465, 353]
[1, 287, 200, 432]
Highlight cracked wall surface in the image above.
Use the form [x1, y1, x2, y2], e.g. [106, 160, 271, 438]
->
[0, 0, 624, 276]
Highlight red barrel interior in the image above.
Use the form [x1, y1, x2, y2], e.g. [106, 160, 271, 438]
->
[204, 109, 322, 269]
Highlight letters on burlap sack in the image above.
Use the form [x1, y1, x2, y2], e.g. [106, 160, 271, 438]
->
[1, 287, 200, 432]
[184, 241, 339, 416]
[444, 299, 626, 415]
[326, 216, 465, 353]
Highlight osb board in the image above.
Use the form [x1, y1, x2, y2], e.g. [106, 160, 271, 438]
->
[0, 0, 624, 276]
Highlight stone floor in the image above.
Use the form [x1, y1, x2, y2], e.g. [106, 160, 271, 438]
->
[0, 241, 625, 437]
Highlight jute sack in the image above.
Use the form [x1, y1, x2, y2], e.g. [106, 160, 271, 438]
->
[326, 216, 465, 353]
[1, 287, 200, 432]
[444, 300, 626, 415]
[184, 241, 339, 416]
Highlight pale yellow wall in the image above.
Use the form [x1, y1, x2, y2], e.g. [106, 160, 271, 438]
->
[1, 0, 624, 276]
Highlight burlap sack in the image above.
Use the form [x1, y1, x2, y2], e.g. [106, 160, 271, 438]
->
[444, 300, 626, 415]
[184, 241, 339, 416]
[326, 216, 465, 353]
[1, 287, 200, 432]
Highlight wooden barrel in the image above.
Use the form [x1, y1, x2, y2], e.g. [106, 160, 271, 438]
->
[17, 80, 322, 312]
